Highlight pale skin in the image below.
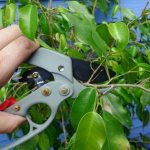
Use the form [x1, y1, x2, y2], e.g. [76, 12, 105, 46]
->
[0, 25, 39, 133]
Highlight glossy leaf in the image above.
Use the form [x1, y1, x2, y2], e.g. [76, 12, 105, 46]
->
[108, 22, 129, 50]
[72, 112, 106, 150]
[19, 4, 38, 40]
[102, 111, 130, 150]
[70, 88, 97, 129]
[101, 93, 132, 128]
[121, 8, 136, 19]
[59, 34, 67, 50]
[4, 3, 16, 26]
[112, 5, 119, 17]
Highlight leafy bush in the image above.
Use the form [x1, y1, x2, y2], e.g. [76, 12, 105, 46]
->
[0, 0, 150, 149]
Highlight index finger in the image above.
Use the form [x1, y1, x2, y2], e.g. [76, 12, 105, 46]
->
[0, 25, 22, 50]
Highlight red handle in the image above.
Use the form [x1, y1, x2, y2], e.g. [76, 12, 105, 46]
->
[0, 97, 17, 111]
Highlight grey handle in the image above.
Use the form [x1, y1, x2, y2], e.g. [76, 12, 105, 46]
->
[0, 48, 80, 150]
[1, 80, 73, 150]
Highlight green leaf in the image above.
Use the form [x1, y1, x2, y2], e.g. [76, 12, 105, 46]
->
[121, 8, 136, 20]
[101, 93, 132, 128]
[67, 1, 94, 20]
[142, 110, 149, 127]
[59, 34, 67, 50]
[96, 23, 114, 46]
[19, 4, 38, 40]
[4, 3, 16, 26]
[139, 24, 150, 38]
[66, 13, 108, 56]
[96, 0, 109, 14]
[70, 88, 97, 129]
[140, 91, 150, 108]
[72, 112, 106, 150]
[102, 111, 130, 150]
[108, 22, 129, 50]
[113, 88, 132, 104]
[67, 48, 83, 59]
[112, 5, 119, 17]
[19, 0, 31, 4]
[39, 14, 50, 35]
[0, 9, 3, 27]
[38, 132, 50, 150]
[14, 136, 39, 150]
[66, 133, 76, 150]
[37, 36, 52, 50]
[136, 63, 150, 70]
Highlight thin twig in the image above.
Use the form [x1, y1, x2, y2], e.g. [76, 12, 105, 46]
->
[83, 83, 150, 93]
[60, 108, 68, 147]
[87, 55, 109, 83]
[92, 0, 97, 15]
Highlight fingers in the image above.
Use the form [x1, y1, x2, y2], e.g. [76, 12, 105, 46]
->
[0, 111, 26, 133]
[0, 25, 22, 50]
[0, 36, 39, 87]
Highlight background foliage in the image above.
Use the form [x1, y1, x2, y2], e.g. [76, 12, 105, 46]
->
[0, 0, 150, 149]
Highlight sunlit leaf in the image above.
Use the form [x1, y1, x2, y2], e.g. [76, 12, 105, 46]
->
[4, 3, 16, 26]
[108, 22, 129, 50]
[112, 5, 120, 17]
[72, 112, 106, 150]
[121, 8, 136, 19]
[19, 4, 38, 40]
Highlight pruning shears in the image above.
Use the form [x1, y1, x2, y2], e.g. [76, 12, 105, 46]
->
[0, 48, 115, 150]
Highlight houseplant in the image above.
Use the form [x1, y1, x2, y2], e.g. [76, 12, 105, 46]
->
[0, 0, 150, 149]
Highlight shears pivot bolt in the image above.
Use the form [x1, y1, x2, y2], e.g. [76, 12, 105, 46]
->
[59, 86, 70, 96]
[32, 72, 39, 78]
[14, 105, 21, 112]
[42, 88, 52, 96]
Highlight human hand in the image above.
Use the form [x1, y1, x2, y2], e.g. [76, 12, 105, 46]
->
[0, 25, 39, 133]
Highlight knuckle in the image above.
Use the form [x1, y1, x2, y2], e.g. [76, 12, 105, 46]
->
[16, 36, 33, 50]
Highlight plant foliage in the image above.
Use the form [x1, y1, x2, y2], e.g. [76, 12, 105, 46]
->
[0, 0, 150, 149]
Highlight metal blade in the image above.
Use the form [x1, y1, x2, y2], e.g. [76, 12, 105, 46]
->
[20, 58, 115, 84]
[72, 58, 115, 83]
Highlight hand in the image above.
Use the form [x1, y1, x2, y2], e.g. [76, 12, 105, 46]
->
[0, 25, 39, 133]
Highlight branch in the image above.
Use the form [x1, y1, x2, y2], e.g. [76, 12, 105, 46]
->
[83, 83, 150, 94]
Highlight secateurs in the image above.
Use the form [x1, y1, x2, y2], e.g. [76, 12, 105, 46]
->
[0, 48, 115, 150]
